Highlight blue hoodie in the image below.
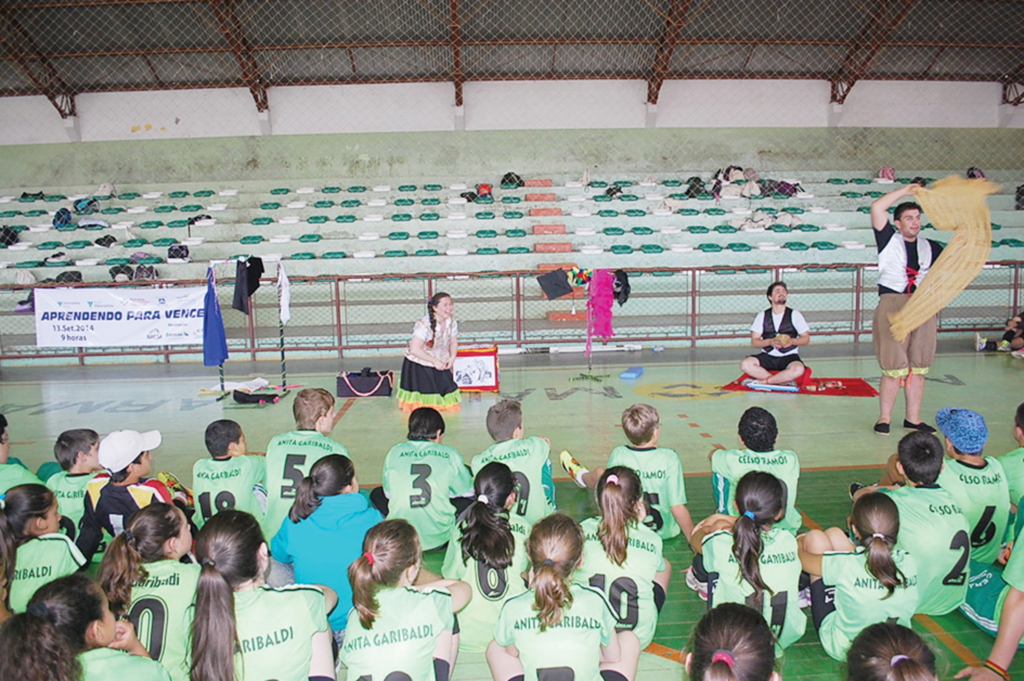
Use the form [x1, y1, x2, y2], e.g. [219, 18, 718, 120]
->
[271, 492, 382, 631]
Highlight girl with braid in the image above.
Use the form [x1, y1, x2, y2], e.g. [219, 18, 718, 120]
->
[799, 492, 920, 660]
[0, 572, 170, 681]
[577, 466, 671, 651]
[690, 471, 804, 651]
[98, 504, 198, 681]
[488, 513, 633, 681]
[396, 292, 462, 411]
[271, 454, 381, 646]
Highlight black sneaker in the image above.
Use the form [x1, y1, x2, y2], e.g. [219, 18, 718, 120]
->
[903, 420, 936, 433]
[873, 421, 890, 435]
[849, 482, 866, 499]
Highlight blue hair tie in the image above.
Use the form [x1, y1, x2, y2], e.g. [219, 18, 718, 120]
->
[743, 511, 755, 520]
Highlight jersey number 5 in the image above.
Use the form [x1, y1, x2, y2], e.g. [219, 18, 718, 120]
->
[281, 454, 305, 499]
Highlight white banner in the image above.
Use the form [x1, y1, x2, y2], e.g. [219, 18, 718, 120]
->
[34, 287, 207, 347]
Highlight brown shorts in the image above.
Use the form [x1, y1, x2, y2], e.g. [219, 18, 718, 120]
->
[872, 293, 937, 377]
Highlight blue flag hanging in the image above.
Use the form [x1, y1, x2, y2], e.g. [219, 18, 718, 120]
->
[203, 267, 229, 367]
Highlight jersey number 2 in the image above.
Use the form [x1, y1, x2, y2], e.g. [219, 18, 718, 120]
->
[942, 530, 970, 586]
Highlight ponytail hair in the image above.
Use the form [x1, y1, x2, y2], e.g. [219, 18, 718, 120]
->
[191, 510, 265, 681]
[0, 573, 106, 681]
[289, 454, 355, 523]
[459, 462, 515, 568]
[595, 466, 643, 566]
[426, 292, 451, 346]
[731, 472, 786, 604]
[349, 519, 421, 629]
[527, 513, 584, 631]
[0, 483, 56, 610]
[847, 622, 938, 681]
[851, 493, 906, 598]
[98, 503, 186, 616]
[688, 602, 777, 681]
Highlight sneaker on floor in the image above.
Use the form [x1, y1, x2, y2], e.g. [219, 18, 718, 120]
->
[685, 567, 709, 601]
[998, 340, 1012, 352]
[903, 420, 936, 433]
[1012, 349, 1024, 359]
[849, 482, 866, 500]
[873, 421, 890, 435]
[740, 377, 756, 387]
[559, 450, 588, 488]
[975, 333, 987, 352]
[797, 586, 812, 609]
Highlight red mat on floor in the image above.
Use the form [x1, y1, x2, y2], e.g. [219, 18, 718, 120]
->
[722, 368, 879, 398]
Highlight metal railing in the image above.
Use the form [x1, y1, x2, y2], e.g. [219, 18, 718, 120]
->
[1, 261, 1020, 364]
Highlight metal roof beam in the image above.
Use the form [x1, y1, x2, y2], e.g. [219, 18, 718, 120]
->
[647, 0, 691, 105]
[0, 5, 75, 117]
[208, 0, 267, 112]
[830, 0, 920, 104]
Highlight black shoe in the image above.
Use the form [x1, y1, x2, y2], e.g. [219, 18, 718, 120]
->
[903, 420, 936, 433]
[873, 421, 890, 435]
[849, 482, 866, 499]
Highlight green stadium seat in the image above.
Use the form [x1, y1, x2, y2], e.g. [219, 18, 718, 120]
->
[307, 216, 329, 224]
[18, 195, 38, 203]
[417, 231, 439, 240]
[423, 184, 443, 192]
[240, 235, 263, 245]
[476, 196, 494, 205]
[1000, 238, 1024, 247]
[677, 209, 700, 216]
[139, 221, 163, 229]
[589, 181, 608, 188]
[614, 180, 633, 187]
[851, 178, 872, 185]
[398, 185, 417, 192]
[476, 230, 498, 239]
[697, 193, 714, 201]
[388, 231, 410, 240]
[864, 191, 883, 198]
[46, 194, 69, 201]
[138, 256, 162, 265]
[476, 211, 495, 220]
[477, 247, 499, 255]
[728, 243, 753, 252]
[688, 226, 709, 234]
[841, 192, 864, 199]
[663, 180, 682, 187]
[771, 225, 793, 233]
[993, 223, 1002, 230]
[385, 250, 407, 257]
[858, 206, 872, 213]
[698, 243, 723, 253]
[394, 198, 414, 207]
[392, 214, 413, 222]
[771, 193, 790, 200]
[299, 234, 322, 243]
[619, 195, 640, 202]
[152, 238, 178, 247]
[506, 229, 527, 238]
[323, 186, 342, 194]
[714, 225, 738, 234]
[16, 261, 43, 268]
[322, 251, 346, 259]
[260, 202, 281, 210]
[416, 249, 439, 257]
[291, 252, 315, 260]
[169, 191, 190, 198]
[611, 245, 633, 254]
[101, 207, 124, 215]
[632, 227, 653, 236]
[154, 205, 176, 213]
[624, 209, 645, 217]
[348, 186, 367, 193]
[106, 257, 131, 266]
[194, 190, 215, 198]
[23, 209, 47, 217]
[420, 213, 440, 221]
[0, 211, 18, 218]
[501, 196, 521, 204]
[781, 207, 804, 214]
[56, 223, 76, 233]
[827, 178, 848, 185]
[180, 205, 202, 212]
[333, 215, 355, 223]
[65, 240, 92, 250]
[593, 195, 612, 203]
[703, 208, 724, 216]
[785, 242, 810, 251]
[640, 244, 664, 254]
[507, 246, 530, 255]
[598, 210, 618, 218]
[603, 227, 625, 236]
[422, 198, 441, 206]
[314, 200, 335, 208]
[796, 224, 820, 232]
[813, 241, 839, 250]
[503, 211, 524, 219]
[341, 199, 361, 208]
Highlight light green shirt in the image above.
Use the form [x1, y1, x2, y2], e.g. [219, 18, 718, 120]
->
[262, 430, 348, 539]
[127, 559, 201, 681]
[192, 455, 267, 529]
[472, 437, 555, 524]
[46, 470, 112, 562]
[494, 584, 617, 681]
[79, 647, 171, 681]
[383, 440, 474, 550]
[230, 585, 329, 681]
[0, 462, 42, 495]
[702, 527, 805, 650]
[882, 484, 970, 615]
[442, 514, 530, 653]
[341, 587, 455, 681]
[607, 445, 688, 539]
[712, 448, 801, 532]
[818, 548, 920, 660]
[576, 516, 666, 648]
[999, 446, 1024, 507]
[937, 457, 1010, 565]
[10, 533, 86, 612]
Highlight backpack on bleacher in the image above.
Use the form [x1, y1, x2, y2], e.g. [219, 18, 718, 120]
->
[167, 244, 190, 262]
[684, 176, 706, 198]
[878, 166, 896, 181]
[501, 172, 524, 188]
[967, 167, 986, 179]
[1016, 185, 1024, 211]
[0, 227, 18, 247]
[54, 208, 73, 229]
[73, 197, 99, 215]
[109, 264, 133, 282]
[133, 265, 157, 281]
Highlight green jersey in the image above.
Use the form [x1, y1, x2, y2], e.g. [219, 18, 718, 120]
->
[607, 446, 688, 539]
[818, 548, 920, 660]
[937, 457, 1010, 565]
[227, 585, 329, 681]
[999, 446, 1024, 508]
[341, 586, 455, 681]
[702, 527, 805, 650]
[576, 517, 666, 648]
[10, 533, 86, 613]
[192, 455, 267, 530]
[127, 559, 201, 681]
[79, 647, 171, 681]
[882, 484, 970, 615]
[472, 437, 555, 525]
[494, 584, 617, 681]
[45, 470, 112, 561]
[0, 462, 42, 494]
[383, 440, 474, 550]
[262, 430, 349, 539]
[442, 515, 530, 653]
[712, 448, 801, 532]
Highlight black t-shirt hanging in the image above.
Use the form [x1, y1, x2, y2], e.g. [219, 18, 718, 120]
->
[232, 257, 265, 314]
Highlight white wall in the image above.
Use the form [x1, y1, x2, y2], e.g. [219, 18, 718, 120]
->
[0, 79, 1022, 146]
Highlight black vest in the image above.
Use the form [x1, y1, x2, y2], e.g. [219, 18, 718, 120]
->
[762, 307, 798, 356]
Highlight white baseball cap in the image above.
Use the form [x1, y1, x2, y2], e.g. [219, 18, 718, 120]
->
[99, 429, 161, 473]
